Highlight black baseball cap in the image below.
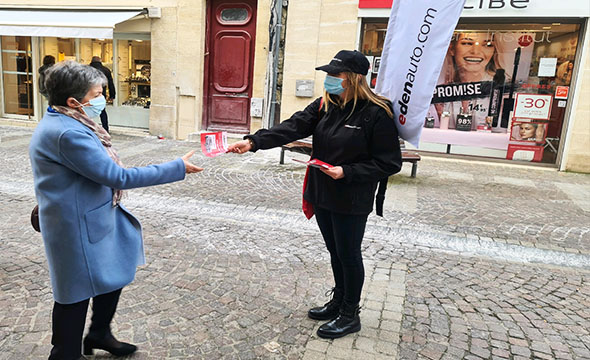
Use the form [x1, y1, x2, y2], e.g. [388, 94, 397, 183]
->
[315, 50, 370, 76]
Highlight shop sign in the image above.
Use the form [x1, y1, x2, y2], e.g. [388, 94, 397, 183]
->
[358, 0, 590, 17]
[513, 93, 553, 120]
[555, 86, 569, 99]
[462, 0, 590, 17]
[359, 0, 392, 8]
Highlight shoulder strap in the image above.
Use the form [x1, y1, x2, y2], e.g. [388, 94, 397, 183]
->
[366, 103, 392, 218]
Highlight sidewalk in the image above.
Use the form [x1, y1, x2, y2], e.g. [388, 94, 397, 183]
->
[1, 126, 589, 359]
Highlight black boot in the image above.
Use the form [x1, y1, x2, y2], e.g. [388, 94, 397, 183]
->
[308, 288, 343, 320]
[83, 332, 137, 356]
[317, 302, 361, 339]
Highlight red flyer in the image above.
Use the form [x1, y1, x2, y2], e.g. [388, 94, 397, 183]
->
[293, 158, 334, 169]
[201, 132, 228, 157]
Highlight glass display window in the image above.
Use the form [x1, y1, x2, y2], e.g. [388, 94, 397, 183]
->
[360, 19, 582, 164]
[42, 37, 75, 62]
[79, 38, 113, 66]
[1, 36, 34, 117]
[117, 39, 151, 109]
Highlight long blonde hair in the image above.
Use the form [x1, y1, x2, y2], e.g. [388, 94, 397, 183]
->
[323, 72, 393, 118]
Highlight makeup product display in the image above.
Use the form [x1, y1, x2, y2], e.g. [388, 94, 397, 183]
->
[456, 109, 473, 131]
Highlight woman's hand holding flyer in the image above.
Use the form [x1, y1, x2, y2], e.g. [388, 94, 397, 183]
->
[201, 132, 229, 157]
[293, 158, 344, 180]
[292, 158, 333, 169]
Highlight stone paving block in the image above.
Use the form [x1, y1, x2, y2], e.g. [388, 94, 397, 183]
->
[306, 339, 329, 353]
[364, 300, 383, 311]
[302, 349, 326, 360]
[354, 336, 376, 353]
[330, 335, 354, 350]
[325, 344, 355, 359]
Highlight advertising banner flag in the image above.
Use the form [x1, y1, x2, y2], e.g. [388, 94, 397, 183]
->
[375, 0, 466, 147]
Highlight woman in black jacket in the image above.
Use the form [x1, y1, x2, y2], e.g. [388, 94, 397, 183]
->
[228, 50, 402, 339]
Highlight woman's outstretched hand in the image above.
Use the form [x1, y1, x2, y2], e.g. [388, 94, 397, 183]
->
[227, 140, 252, 154]
[320, 166, 344, 180]
[182, 150, 204, 174]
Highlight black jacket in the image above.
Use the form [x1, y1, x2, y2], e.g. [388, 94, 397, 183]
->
[90, 61, 116, 100]
[247, 97, 402, 215]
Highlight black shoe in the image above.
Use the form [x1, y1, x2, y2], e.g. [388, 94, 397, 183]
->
[317, 302, 361, 339]
[83, 333, 137, 357]
[308, 288, 343, 320]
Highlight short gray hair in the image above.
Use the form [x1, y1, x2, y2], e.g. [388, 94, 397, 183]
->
[44, 61, 107, 106]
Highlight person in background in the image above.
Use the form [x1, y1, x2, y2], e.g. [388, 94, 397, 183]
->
[38, 55, 55, 98]
[29, 61, 202, 360]
[228, 50, 402, 339]
[89, 56, 116, 132]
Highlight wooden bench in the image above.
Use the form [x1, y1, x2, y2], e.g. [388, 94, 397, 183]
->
[280, 138, 421, 178]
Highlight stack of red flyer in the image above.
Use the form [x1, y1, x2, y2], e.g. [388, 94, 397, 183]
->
[292, 158, 333, 169]
[201, 132, 228, 157]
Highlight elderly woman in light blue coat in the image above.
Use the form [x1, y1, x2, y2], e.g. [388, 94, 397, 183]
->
[29, 61, 202, 360]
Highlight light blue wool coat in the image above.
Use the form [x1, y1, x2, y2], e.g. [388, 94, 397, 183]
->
[29, 109, 186, 304]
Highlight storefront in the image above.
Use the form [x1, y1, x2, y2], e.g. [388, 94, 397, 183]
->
[0, 2, 272, 140]
[0, 8, 153, 129]
[358, 0, 589, 168]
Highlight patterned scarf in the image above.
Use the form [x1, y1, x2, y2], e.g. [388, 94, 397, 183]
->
[52, 105, 124, 206]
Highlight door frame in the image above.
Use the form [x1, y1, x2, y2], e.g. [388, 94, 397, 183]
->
[202, 0, 257, 132]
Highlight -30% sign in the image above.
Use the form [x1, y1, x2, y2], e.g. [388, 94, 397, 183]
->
[514, 93, 553, 120]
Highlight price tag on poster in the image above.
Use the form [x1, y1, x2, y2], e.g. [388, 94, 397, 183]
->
[514, 93, 553, 120]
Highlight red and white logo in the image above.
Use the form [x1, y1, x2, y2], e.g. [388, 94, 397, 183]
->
[555, 86, 569, 100]
[518, 34, 533, 47]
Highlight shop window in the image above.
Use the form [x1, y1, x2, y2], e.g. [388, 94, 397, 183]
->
[80, 39, 114, 101]
[118, 40, 151, 109]
[360, 20, 388, 89]
[360, 20, 581, 164]
[41, 37, 75, 62]
[1, 36, 33, 117]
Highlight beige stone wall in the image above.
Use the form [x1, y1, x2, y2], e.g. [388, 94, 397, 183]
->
[250, 0, 271, 132]
[279, 0, 358, 121]
[564, 24, 590, 173]
[174, 0, 206, 140]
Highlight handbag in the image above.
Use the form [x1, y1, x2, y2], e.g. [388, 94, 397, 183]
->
[31, 205, 40, 232]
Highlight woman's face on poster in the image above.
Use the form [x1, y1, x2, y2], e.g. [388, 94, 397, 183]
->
[519, 123, 536, 140]
[451, 33, 495, 77]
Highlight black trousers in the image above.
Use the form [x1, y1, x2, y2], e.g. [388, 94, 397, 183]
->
[315, 207, 368, 305]
[48, 288, 122, 360]
[99, 108, 109, 133]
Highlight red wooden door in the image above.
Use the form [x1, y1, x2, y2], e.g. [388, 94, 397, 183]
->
[204, 0, 257, 133]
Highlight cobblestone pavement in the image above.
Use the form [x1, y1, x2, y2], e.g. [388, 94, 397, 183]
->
[1, 125, 589, 359]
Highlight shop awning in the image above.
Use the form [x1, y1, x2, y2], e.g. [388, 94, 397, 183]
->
[0, 9, 145, 39]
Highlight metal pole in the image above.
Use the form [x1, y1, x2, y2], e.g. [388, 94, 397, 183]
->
[267, 0, 284, 128]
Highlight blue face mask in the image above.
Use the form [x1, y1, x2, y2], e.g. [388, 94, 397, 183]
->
[79, 95, 106, 118]
[324, 75, 345, 95]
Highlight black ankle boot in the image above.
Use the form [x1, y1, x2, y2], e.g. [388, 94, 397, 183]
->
[317, 302, 361, 339]
[308, 288, 343, 320]
[83, 333, 137, 356]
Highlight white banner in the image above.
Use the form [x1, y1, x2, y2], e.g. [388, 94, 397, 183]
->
[375, 0, 466, 147]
